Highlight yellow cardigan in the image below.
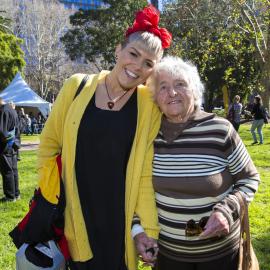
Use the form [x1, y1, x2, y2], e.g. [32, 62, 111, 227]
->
[37, 71, 161, 269]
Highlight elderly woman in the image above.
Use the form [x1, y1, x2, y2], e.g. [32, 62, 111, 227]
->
[10, 5, 172, 270]
[146, 56, 260, 270]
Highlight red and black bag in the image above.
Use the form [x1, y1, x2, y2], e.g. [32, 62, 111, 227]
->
[9, 75, 90, 262]
[9, 155, 70, 260]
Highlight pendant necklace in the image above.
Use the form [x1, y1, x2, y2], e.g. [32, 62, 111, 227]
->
[104, 76, 130, 109]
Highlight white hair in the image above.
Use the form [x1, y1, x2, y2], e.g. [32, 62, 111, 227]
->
[147, 56, 205, 108]
[122, 31, 163, 60]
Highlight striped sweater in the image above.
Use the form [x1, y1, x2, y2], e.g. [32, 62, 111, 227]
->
[153, 109, 259, 262]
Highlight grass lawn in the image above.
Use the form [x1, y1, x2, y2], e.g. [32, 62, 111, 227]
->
[21, 134, 40, 143]
[0, 123, 269, 269]
[239, 123, 270, 270]
[0, 151, 37, 270]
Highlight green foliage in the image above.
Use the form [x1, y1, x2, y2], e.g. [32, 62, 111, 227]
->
[0, 32, 25, 91]
[228, 1, 270, 109]
[212, 108, 225, 118]
[61, 0, 148, 69]
[162, 0, 261, 110]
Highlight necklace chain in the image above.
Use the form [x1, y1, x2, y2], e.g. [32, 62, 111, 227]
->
[104, 76, 129, 109]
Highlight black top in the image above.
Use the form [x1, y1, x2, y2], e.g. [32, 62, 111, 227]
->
[0, 104, 19, 154]
[252, 103, 265, 120]
[74, 91, 137, 270]
[0, 104, 16, 134]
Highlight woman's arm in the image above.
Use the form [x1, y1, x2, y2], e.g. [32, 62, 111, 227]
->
[132, 103, 161, 264]
[9, 75, 84, 246]
[134, 104, 161, 239]
[203, 123, 260, 238]
[38, 74, 83, 204]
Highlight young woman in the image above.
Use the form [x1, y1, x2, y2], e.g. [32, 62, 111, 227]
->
[251, 94, 267, 144]
[10, 5, 172, 270]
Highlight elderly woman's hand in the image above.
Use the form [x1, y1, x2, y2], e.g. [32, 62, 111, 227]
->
[200, 211, 229, 238]
[134, 232, 158, 267]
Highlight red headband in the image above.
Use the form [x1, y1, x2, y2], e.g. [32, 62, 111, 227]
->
[125, 5, 172, 49]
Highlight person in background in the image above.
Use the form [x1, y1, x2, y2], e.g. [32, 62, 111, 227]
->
[146, 56, 259, 270]
[8, 101, 21, 161]
[0, 98, 20, 202]
[37, 112, 45, 124]
[24, 114, 31, 135]
[10, 5, 172, 270]
[29, 112, 37, 134]
[37, 112, 45, 133]
[228, 95, 242, 132]
[250, 94, 267, 145]
[17, 108, 27, 135]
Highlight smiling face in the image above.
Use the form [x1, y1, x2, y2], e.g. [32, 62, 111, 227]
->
[155, 70, 195, 123]
[113, 41, 159, 90]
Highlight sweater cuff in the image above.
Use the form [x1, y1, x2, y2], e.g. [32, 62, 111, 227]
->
[131, 224, 145, 238]
[212, 205, 234, 228]
[212, 193, 240, 229]
[144, 228, 160, 240]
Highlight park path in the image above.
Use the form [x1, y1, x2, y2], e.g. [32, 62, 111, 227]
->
[21, 140, 39, 151]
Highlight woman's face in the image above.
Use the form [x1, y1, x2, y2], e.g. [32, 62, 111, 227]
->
[114, 41, 159, 89]
[155, 70, 195, 123]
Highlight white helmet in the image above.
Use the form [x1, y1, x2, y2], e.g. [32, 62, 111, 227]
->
[16, 240, 65, 270]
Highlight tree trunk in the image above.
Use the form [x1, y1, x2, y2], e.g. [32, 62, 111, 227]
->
[259, 22, 270, 112]
[204, 87, 214, 112]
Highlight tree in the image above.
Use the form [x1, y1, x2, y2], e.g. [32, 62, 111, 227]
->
[0, 32, 25, 90]
[228, 0, 270, 110]
[162, 0, 260, 111]
[0, 10, 25, 91]
[17, 0, 76, 100]
[0, 11, 12, 33]
[2, 0, 81, 100]
[61, 0, 148, 70]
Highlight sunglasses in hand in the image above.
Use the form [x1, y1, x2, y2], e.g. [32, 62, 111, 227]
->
[185, 216, 209, 237]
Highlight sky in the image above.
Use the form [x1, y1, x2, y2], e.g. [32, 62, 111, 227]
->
[148, 0, 164, 11]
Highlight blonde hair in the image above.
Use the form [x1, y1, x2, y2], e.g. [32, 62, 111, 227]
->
[147, 56, 205, 108]
[234, 95, 240, 102]
[122, 31, 163, 60]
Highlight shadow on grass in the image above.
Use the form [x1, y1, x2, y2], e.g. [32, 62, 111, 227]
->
[253, 231, 270, 270]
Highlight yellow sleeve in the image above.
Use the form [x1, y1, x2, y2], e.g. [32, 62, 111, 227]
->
[135, 104, 161, 239]
[38, 74, 85, 204]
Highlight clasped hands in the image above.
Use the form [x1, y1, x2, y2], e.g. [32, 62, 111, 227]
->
[134, 232, 158, 267]
[134, 211, 229, 266]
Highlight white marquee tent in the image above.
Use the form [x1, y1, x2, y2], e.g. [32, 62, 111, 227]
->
[0, 73, 51, 117]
